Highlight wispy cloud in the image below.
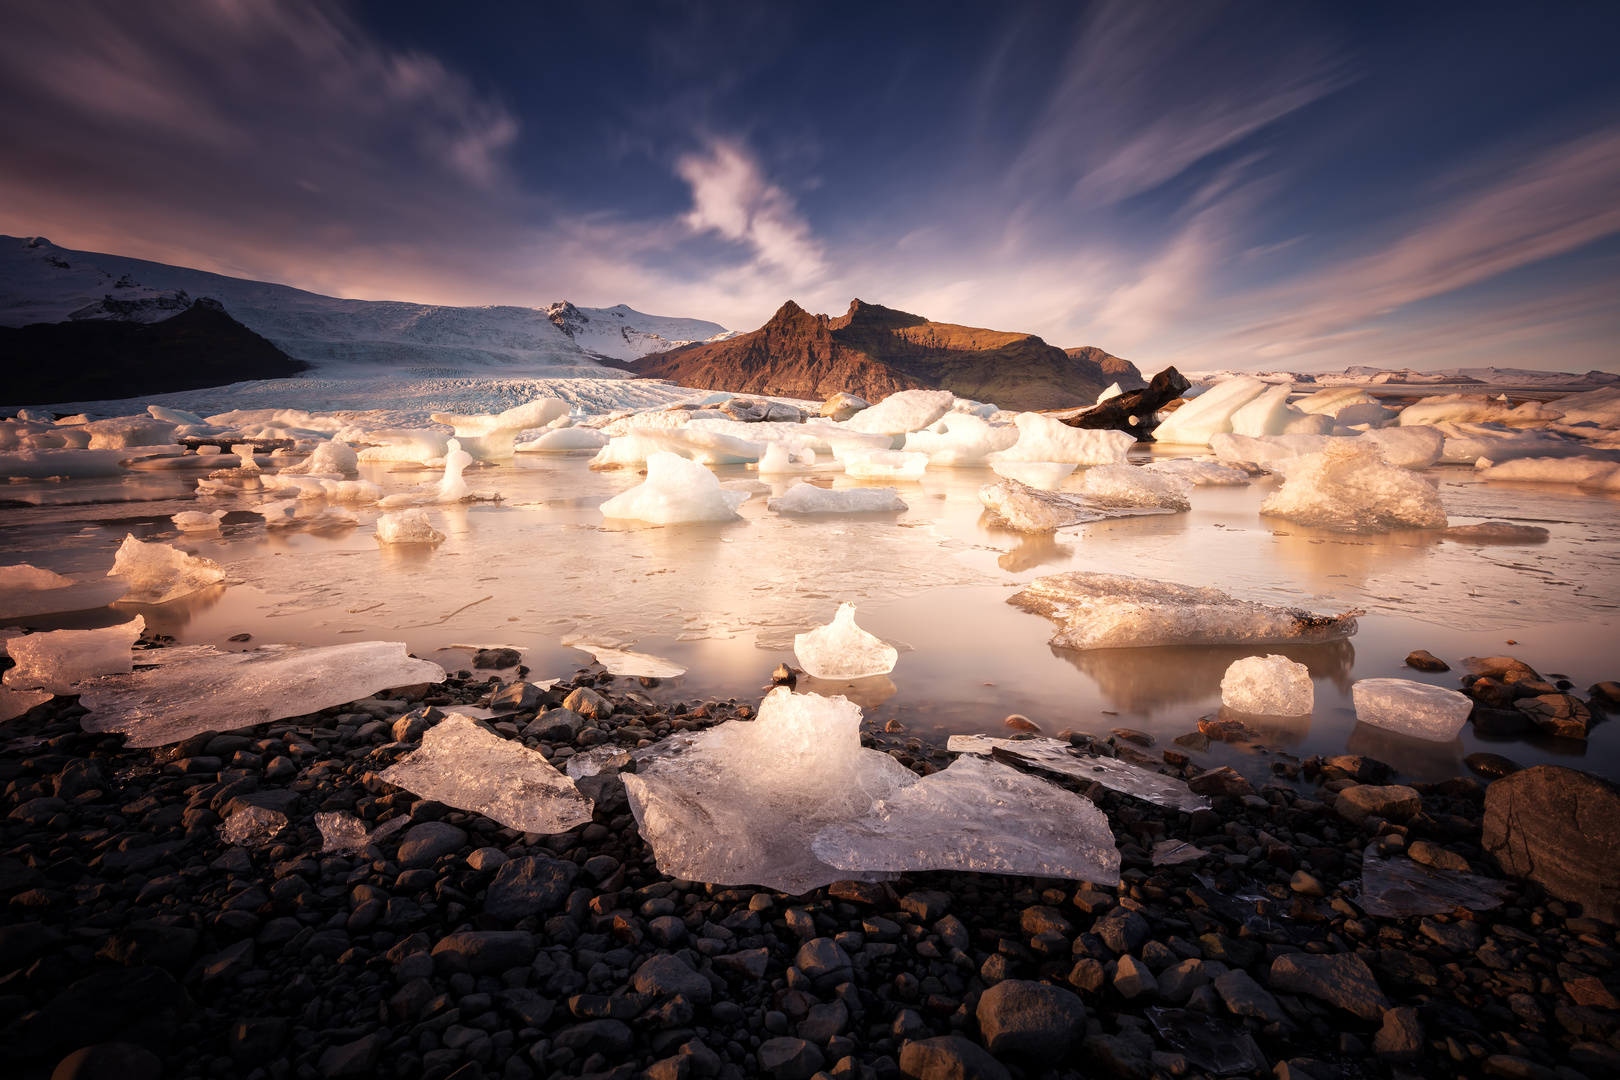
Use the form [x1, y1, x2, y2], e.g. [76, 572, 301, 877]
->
[677, 139, 827, 281]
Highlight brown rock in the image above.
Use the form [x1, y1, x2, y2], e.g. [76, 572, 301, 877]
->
[1268, 953, 1389, 1020]
[1516, 694, 1592, 739]
[1405, 650, 1450, 672]
[1186, 766, 1253, 798]
[1334, 784, 1422, 826]
[1469, 678, 1517, 709]
[1589, 681, 1620, 705]
[1463, 656, 1539, 681]
[1004, 714, 1041, 733]
[1197, 715, 1256, 743]
[1482, 765, 1620, 923]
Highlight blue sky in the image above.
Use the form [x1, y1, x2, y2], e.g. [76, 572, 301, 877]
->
[1, 1, 1616, 371]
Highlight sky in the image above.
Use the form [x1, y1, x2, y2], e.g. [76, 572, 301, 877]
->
[1, 0, 1617, 372]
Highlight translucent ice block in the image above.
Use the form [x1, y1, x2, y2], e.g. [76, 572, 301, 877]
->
[107, 535, 226, 603]
[1151, 376, 1269, 446]
[768, 485, 907, 514]
[599, 451, 750, 523]
[1228, 384, 1295, 437]
[1359, 843, 1509, 917]
[515, 426, 610, 452]
[171, 509, 227, 531]
[946, 734, 1210, 812]
[978, 478, 1171, 533]
[1357, 426, 1444, 468]
[0, 688, 53, 722]
[1140, 458, 1250, 486]
[0, 564, 128, 618]
[986, 412, 1136, 464]
[81, 414, 179, 450]
[315, 811, 372, 854]
[794, 603, 898, 679]
[564, 639, 687, 678]
[281, 437, 359, 476]
[754, 442, 817, 473]
[375, 508, 444, 544]
[898, 414, 1019, 465]
[1350, 678, 1472, 742]
[841, 389, 956, 435]
[1261, 440, 1447, 532]
[2, 617, 144, 694]
[431, 398, 569, 459]
[1220, 655, 1313, 716]
[1082, 464, 1192, 510]
[221, 805, 287, 848]
[841, 449, 928, 479]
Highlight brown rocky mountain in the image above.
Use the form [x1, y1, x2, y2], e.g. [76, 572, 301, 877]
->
[631, 299, 1143, 410]
[1066, 346, 1145, 391]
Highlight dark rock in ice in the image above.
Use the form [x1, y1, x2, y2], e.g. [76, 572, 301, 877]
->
[1483, 764, 1620, 922]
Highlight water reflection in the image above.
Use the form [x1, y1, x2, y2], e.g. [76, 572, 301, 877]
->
[1269, 527, 1442, 587]
[1214, 705, 1312, 747]
[1053, 638, 1356, 714]
[1345, 720, 1464, 781]
[113, 583, 229, 637]
[795, 674, 898, 710]
[995, 531, 1074, 573]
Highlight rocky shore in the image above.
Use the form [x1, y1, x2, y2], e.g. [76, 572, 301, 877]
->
[3, 660, 1619, 1080]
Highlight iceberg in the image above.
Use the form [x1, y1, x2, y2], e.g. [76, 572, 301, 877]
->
[1097, 382, 1124, 403]
[318, 478, 382, 503]
[1551, 387, 1620, 428]
[381, 714, 595, 834]
[1141, 458, 1250, 486]
[515, 427, 610, 452]
[947, 734, 1210, 812]
[81, 414, 179, 449]
[1357, 426, 1444, 469]
[1478, 457, 1620, 489]
[107, 535, 226, 603]
[376, 439, 476, 507]
[1008, 571, 1360, 650]
[1261, 441, 1447, 532]
[564, 640, 687, 678]
[989, 461, 1077, 489]
[755, 441, 817, 473]
[1228, 384, 1296, 437]
[978, 478, 1171, 533]
[841, 449, 929, 479]
[842, 389, 956, 435]
[0, 564, 128, 618]
[1294, 388, 1377, 416]
[76, 640, 446, 747]
[2, 617, 144, 694]
[280, 437, 358, 476]
[1220, 655, 1313, 716]
[1398, 395, 1564, 428]
[375, 508, 444, 545]
[899, 414, 1019, 465]
[986, 412, 1136, 464]
[355, 428, 452, 463]
[1151, 376, 1270, 446]
[768, 485, 907, 514]
[812, 754, 1121, 884]
[794, 603, 898, 679]
[430, 398, 570, 459]
[1351, 678, 1472, 742]
[599, 451, 749, 524]
[171, 509, 227, 531]
[0, 448, 133, 479]
[1082, 464, 1192, 510]
[591, 428, 764, 468]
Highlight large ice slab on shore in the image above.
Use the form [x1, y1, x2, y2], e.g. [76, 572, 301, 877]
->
[1221, 655, 1313, 716]
[1261, 441, 1447, 532]
[599, 451, 749, 523]
[768, 485, 907, 514]
[0, 564, 128, 618]
[947, 734, 1209, 812]
[623, 688, 915, 892]
[1082, 464, 1192, 510]
[2, 617, 144, 694]
[1351, 678, 1471, 742]
[76, 641, 446, 746]
[812, 754, 1121, 884]
[382, 714, 594, 834]
[842, 389, 955, 435]
[795, 603, 897, 679]
[430, 398, 569, 459]
[986, 413, 1135, 464]
[1009, 571, 1359, 650]
[1151, 376, 1270, 446]
[108, 535, 226, 603]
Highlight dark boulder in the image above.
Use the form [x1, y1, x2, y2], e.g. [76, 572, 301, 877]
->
[1483, 765, 1620, 921]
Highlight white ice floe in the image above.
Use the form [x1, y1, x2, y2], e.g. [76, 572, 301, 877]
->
[1008, 571, 1360, 650]
[946, 734, 1210, 813]
[514, 426, 610, 452]
[1097, 383, 1124, 404]
[1351, 678, 1472, 742]
[172, 509, 228, 531]
[280, 437, 359, 476]
[375, 508, 444, 544]
[899, 414, 1019, 465]
[978, 478, 1165, 532]
[430, 398, 569, 459]
[1356, 426, 1445, 469]
[1220, 655, 1314, 716]
[812, 753, 1121, 883]
[1439, 431, 1613, 466]
[564, 640, 687, 678]
[1477, 457, 1620, 489]
[381, 714, 595, 834]
[107, 534, 226, 603]
[841, 389, 956, 435]
[1151, 376, 1270, 445]
[794, 603, 898, 679]
[986, 412, 1136, 464]
[1332, 402, 1398, 428]
[768, 485, 907, 514]
[1140, 458, 1250, 486]
[221, 805, 287, 848]
[77, 640, 446, 746]
[2, 617, 144, 694]
[1398, 394, 1564, 428]
[989, 461, 1077, 489]
[1082, 464, 1192, 510]
[0, 564, 128, 618]
[1210, 430, 1442, 471]
[318, 478, 382, 503]
[1294, 388, 1377, 416]
[81, 414, 179, 449]
[355, 428, 452, 463]
[1551, 387, 1620, 428]
[591, 428, 764, 468]
[599, 451, 749, 524]
[376, 439, 476, 507]
[1229, 384, 1297, 437]
[755, 441, 817, 473]
[841, 449, 929, 479]
[1261, 441, 1447, 532]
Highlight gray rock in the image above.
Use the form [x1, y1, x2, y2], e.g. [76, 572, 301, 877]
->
[796, 1001, 848, 1044]
[431, 930, 535, 975]
[714, 948, 769, 980]
[1418, 917, 1482, 953]
[1267, 952, 1388, 1021]
[757, 1037, 824, 1080]
[975, 979, 1087, 1062]
[898, 1035, 1011, 1080]
[396, 821, 466, 869]
[1482, 764, 1620, 922]
[1373, 1007, 1424, 1064]
[1157, 959, 1221, 1004]
[484, 855, 579, 921]
[48, 1042, 163, 1080]
[631, 954, 713, 1004]
[526, 708, 585, 741]
[491, 681, 550, 712]
[1212, 969, 1284, 1023]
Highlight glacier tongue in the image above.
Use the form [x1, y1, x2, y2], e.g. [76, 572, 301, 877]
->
[381, 715, 594, 834]
[812, 753, 1121, 884]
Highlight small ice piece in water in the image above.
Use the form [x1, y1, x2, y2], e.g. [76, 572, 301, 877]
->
[1151, 840, 1209, 866]
[172, 509, 227, 531]
[1442, 520, 1551, 543]
[318, 479, 381, 503]
[355, 428, 452, 463]
[231, 444, 261, 472]
[986, 413, 1136, 464]
[1009, 571, 1360, 650]
[76, 640, 445, 747]
[430, 398, 570, 459]
[0, 564, 128, 617]
[794, 603, 898, 679]
[768, 485, 907, 514]
[842, 389, 956, 435]
[282, 437, 359, 476]
[564, 639, 687, 678]
[566, 746, 633, 779]
[1140, 458, 1250, 486]
[1358, 843, 1510, 917]
[946, 734, 1210, 812]
[2, 617, 145, 693]
[516, 426, 610, 452]
[1351, 678, 1472, 742]
[755, 441, 817, 473]
[376, 508, 444, 544]
[599, 451, 749, 524]
[989, 461, 1077, 489]
[812, 754, 1121, 884]
[1220, 655, 1313, 716]
[108, 535, 226, 603]
[221, 805, 287, 848]
[1150, 376, 1270, 446]
[978, 478, 1170, 533]
[841, 449, 928, 479]
[435, 439, 472, 501]
[316, 811, 373, 854]
[382, 715, 595, 834]
[1261, 441, 1447, 532]
[1082, 464, 1192, 510]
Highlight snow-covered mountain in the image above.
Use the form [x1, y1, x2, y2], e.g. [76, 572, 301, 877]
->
[0, 235, 733, 377]
[1183, 364, 1618, 389]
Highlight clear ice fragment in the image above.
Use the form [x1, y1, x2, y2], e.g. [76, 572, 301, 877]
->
[171, 509, 227, 531]
[599, 451, 749, 523]
[2, 617, 144, 694]
[768, 485, 907, 514]
[566, 746, 632, 779]
[794, 603, 898, 679]
[564, 639, 687, 678]
[1082, 464, 1192, 510]
[0, 564, 128, 618]
[1140, 458, 1250, 487]
[978, 478, 1171, 533]
[0, 688, 53, 722]
[375, 508, 444, 544]
[946, 734, 1210, 812]
[1350, 678, 1471, 742]
[315, 811, 373, 854]
[221, 805, 287, 848]
[1358, 844, 1509, 917]
[1151, 840, 1209, 866]
[381, 714, 594, 834]
[1220, 655, 1313, 716]
[108, 534, 226, 603]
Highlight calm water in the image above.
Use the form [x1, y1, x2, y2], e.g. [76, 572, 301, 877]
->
[3, 447, 1617, 784]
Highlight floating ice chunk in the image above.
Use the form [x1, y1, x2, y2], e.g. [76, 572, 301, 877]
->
[1359, 843, 1510, 917]
[431, 398, 569, 459]
[899, 414, 1018, 465]
[1351, 678, 1472, 742]
[77, 641, 445, 747]
[1261, 441, 1446, 531]
[812, 754, 1121, 883]
[1284, 411, 1337, 435]
[514, 427, 610, 452]
[318, 479, 381, 503]
[1008, 571, 1360, 650]
[315, 811, 372, 854]
[0, 448, 133, 478]
[0, 564, 128, 618]
[221, 805, 287, 848]
[1477, 457, 1620, 488]
[281, 437, 358, 476]
[1552, 387, 1620, 428]
[565, 746, 633, 780]
[1440, 433, 1611, 465]
[172, 509, 228, 531]
[108, 535, 226, 603]
[1357, 426, 1444, 468]
[591, 428, 764, 468]
[990, 461, 1077, 489]
[0, 688, 53, 722]
[1097, 382, 1124, 404]
[1082, 464, 1192, 510]
[1209, 432, 1329, 465]
[564, 639, 687, 678]
[381, 714, 595, 834]
[376, 508, 444, 544]
[1229, 384, 1296, 437]
[986, 413, 1136, 464]
[230, 444, 261, 472]
[768, 484, 907, 514]
[600, 452, 749, 524]
[81, 414, 179, 449]
[1151, 376, 1270, 445]
[0, 564, 72, 591]
[842, 389, 956, 435]
[795, 603, 897, 679]
[2, 617, 144, 694]
[841, 449, 929, 479]
[978, 478, 1170, 533]
[435, 440, 472, 501]
[1333, 402, 1398, 428]
[1399, 395, 1564, 428]
[1294, 388, 1376, 416]
[755, 441, 816, 473]
[624, 688, 914, 892]
[1220, 655, 1313, 716]
[355, 429, 452, 463]
[255, 499, 300, 525]
[1141, 458, 1250, 486]
[947, 734, 1210, 812]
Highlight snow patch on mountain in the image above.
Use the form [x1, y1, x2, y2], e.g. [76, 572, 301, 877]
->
[544, 301, 734, 361]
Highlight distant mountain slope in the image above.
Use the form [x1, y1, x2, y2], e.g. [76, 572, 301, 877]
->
[544, 301, 734, 361]
[1065, 346, 1144, 390]
[1, 298, 307, 405]
[633, 298, 1131, 409]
